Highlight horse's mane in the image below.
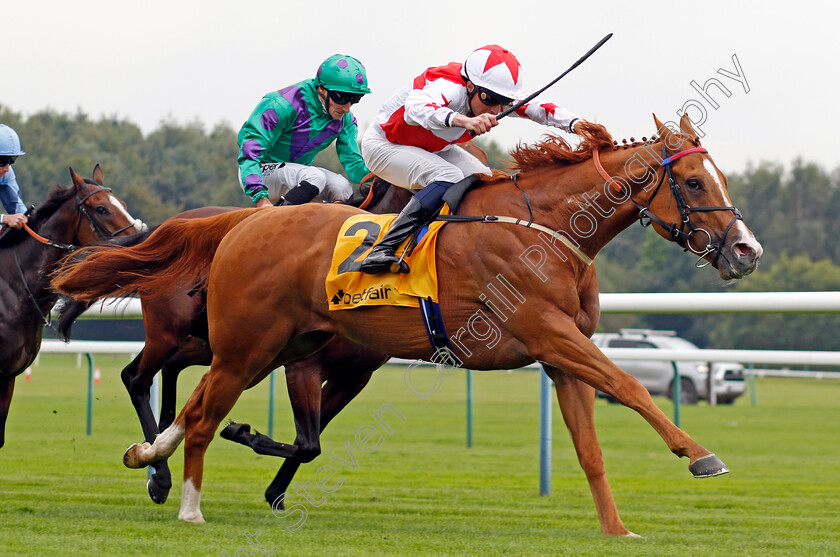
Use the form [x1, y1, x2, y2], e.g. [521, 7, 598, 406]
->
[508, 121, 615, 173]
[0, 185, 76, 249]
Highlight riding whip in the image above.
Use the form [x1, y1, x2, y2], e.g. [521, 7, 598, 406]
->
[497, 32, 613, 121]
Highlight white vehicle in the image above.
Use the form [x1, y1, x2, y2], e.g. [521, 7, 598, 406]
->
[591, 329, 746, 404]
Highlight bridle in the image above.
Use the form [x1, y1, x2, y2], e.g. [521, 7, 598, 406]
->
[10, 185, 138, 251]
[4, 184, 141, 326]
[593, 144, 743, 268]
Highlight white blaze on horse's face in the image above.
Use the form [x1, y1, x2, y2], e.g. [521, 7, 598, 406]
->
[107, 193, 146, 233]
[702, 158, 763, 260]
[697, 157, 763, 279]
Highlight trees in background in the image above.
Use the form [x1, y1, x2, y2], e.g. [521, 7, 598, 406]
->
[3, 104, 839, 349]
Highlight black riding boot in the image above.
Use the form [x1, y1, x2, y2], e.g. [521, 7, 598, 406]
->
[274, 180, 320, 206]
[360, 196, 438, 274]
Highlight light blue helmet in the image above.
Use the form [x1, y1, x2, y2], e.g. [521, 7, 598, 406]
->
[0, 124, 25, 156]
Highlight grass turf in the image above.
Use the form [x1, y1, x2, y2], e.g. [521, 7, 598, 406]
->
[0, 355, 838, 556]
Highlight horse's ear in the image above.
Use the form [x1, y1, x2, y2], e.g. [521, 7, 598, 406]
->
[678, 113, 701, 143]
[92, 164, 104, 185]
[68, 167, 84, 190]
[652, 113, 668, 137]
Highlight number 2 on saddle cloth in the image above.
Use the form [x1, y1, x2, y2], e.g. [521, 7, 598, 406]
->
[325, 214, 454, 359]
[325, 213, 445, 310]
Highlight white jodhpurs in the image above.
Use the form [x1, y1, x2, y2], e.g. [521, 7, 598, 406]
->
[361, 124, 491, 190]
[238, 162, 354, 203]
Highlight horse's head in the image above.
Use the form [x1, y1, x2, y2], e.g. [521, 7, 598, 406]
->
[69, 165, 147, 244]
[644, 114, 762, 280]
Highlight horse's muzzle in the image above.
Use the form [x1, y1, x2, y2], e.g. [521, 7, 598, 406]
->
[718, 238, 763, 280]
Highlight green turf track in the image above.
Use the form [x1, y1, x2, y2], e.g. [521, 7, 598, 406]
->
[0, 355, 838, 556]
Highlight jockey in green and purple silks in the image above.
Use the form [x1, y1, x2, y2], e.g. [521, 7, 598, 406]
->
[237, 54, 372, 207]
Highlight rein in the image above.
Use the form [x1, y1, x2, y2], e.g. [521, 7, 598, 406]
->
[19, 185, 134, 251]
[22, 223, 77, 251]
[357, 173, 377, 210]
[592, 145, 742, 268]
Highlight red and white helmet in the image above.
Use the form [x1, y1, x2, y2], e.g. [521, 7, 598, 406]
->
[461, 44, 524, 102]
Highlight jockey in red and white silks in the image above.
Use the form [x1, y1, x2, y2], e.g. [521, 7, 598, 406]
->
[359, 44, 587, 274]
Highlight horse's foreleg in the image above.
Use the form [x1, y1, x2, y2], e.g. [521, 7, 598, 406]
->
[546, 365, 637, 537]
[523, 316, 721, 474]
[122, 372, 211, 471]
[0, 377, 15, 449]
[121, 345, 181, 504]
[283, 363, 325, 463]
[265, 363, 376, 507]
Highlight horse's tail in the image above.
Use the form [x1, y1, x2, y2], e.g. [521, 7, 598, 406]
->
[56, 224, 160, 341]
[52, 208, 260, 302]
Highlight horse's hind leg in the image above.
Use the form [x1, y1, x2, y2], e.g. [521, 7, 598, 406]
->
[180, 362, 266, 523]
[546, 365, 636, 537]
[159, 338, 212, 431]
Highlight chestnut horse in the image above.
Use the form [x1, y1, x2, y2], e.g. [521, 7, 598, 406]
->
[55, 179, 411, 505]
[52, 115, 762, 534]
[0, 166, 143, 447]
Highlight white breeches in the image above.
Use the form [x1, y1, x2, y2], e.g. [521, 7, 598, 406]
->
[361, 124, 491, 190]
[238, 162, 354, 202]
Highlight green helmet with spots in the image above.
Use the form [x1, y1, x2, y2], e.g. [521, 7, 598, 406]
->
[316, 54, 371, 94]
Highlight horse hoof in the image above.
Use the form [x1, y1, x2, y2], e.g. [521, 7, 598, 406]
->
[266, 491, 284, 509]
[123, 442, 150, 469]
[178, 510, 205, 523]
[689, 453, 730, 478]
[147, 478, 170, 504]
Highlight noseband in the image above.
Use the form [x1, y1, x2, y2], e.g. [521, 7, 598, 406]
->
[19, 185, 137, 251]
[595, 144, 742, 269]
[76, 186, 139, 243]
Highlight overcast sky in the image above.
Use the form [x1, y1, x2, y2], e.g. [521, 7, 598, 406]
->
[5, 0, 838, 175]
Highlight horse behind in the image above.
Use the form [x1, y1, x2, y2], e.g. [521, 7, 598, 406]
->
[52, 115, 762, 534]
[0, 165, 143, 447]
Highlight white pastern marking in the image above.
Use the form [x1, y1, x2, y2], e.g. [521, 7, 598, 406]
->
[178, 478, 205, 523]
[153, 424, 185, 458]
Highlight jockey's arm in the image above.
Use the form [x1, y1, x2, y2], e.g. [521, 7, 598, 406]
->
[334, 116, 370, 185]
[0, 171, 28, 228]
[237, 97, 296, 205]
[510, 98, 583, 134]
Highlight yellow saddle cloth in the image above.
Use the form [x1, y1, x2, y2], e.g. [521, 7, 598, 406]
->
[325, 213, 446, 311]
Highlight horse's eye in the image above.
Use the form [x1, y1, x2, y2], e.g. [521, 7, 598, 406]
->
[685, 178, 703, 190]
[96, 206, 109, 215]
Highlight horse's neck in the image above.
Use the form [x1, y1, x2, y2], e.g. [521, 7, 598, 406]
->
[370, 185, 412, 215]
[461, 143, 664, 260]
[39, 203, 81, 246]
[15, 207, 79, 304]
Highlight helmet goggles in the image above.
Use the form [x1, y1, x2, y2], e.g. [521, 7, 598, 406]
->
[327, 89, 364, 105]
[476, 87, 513, 107]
